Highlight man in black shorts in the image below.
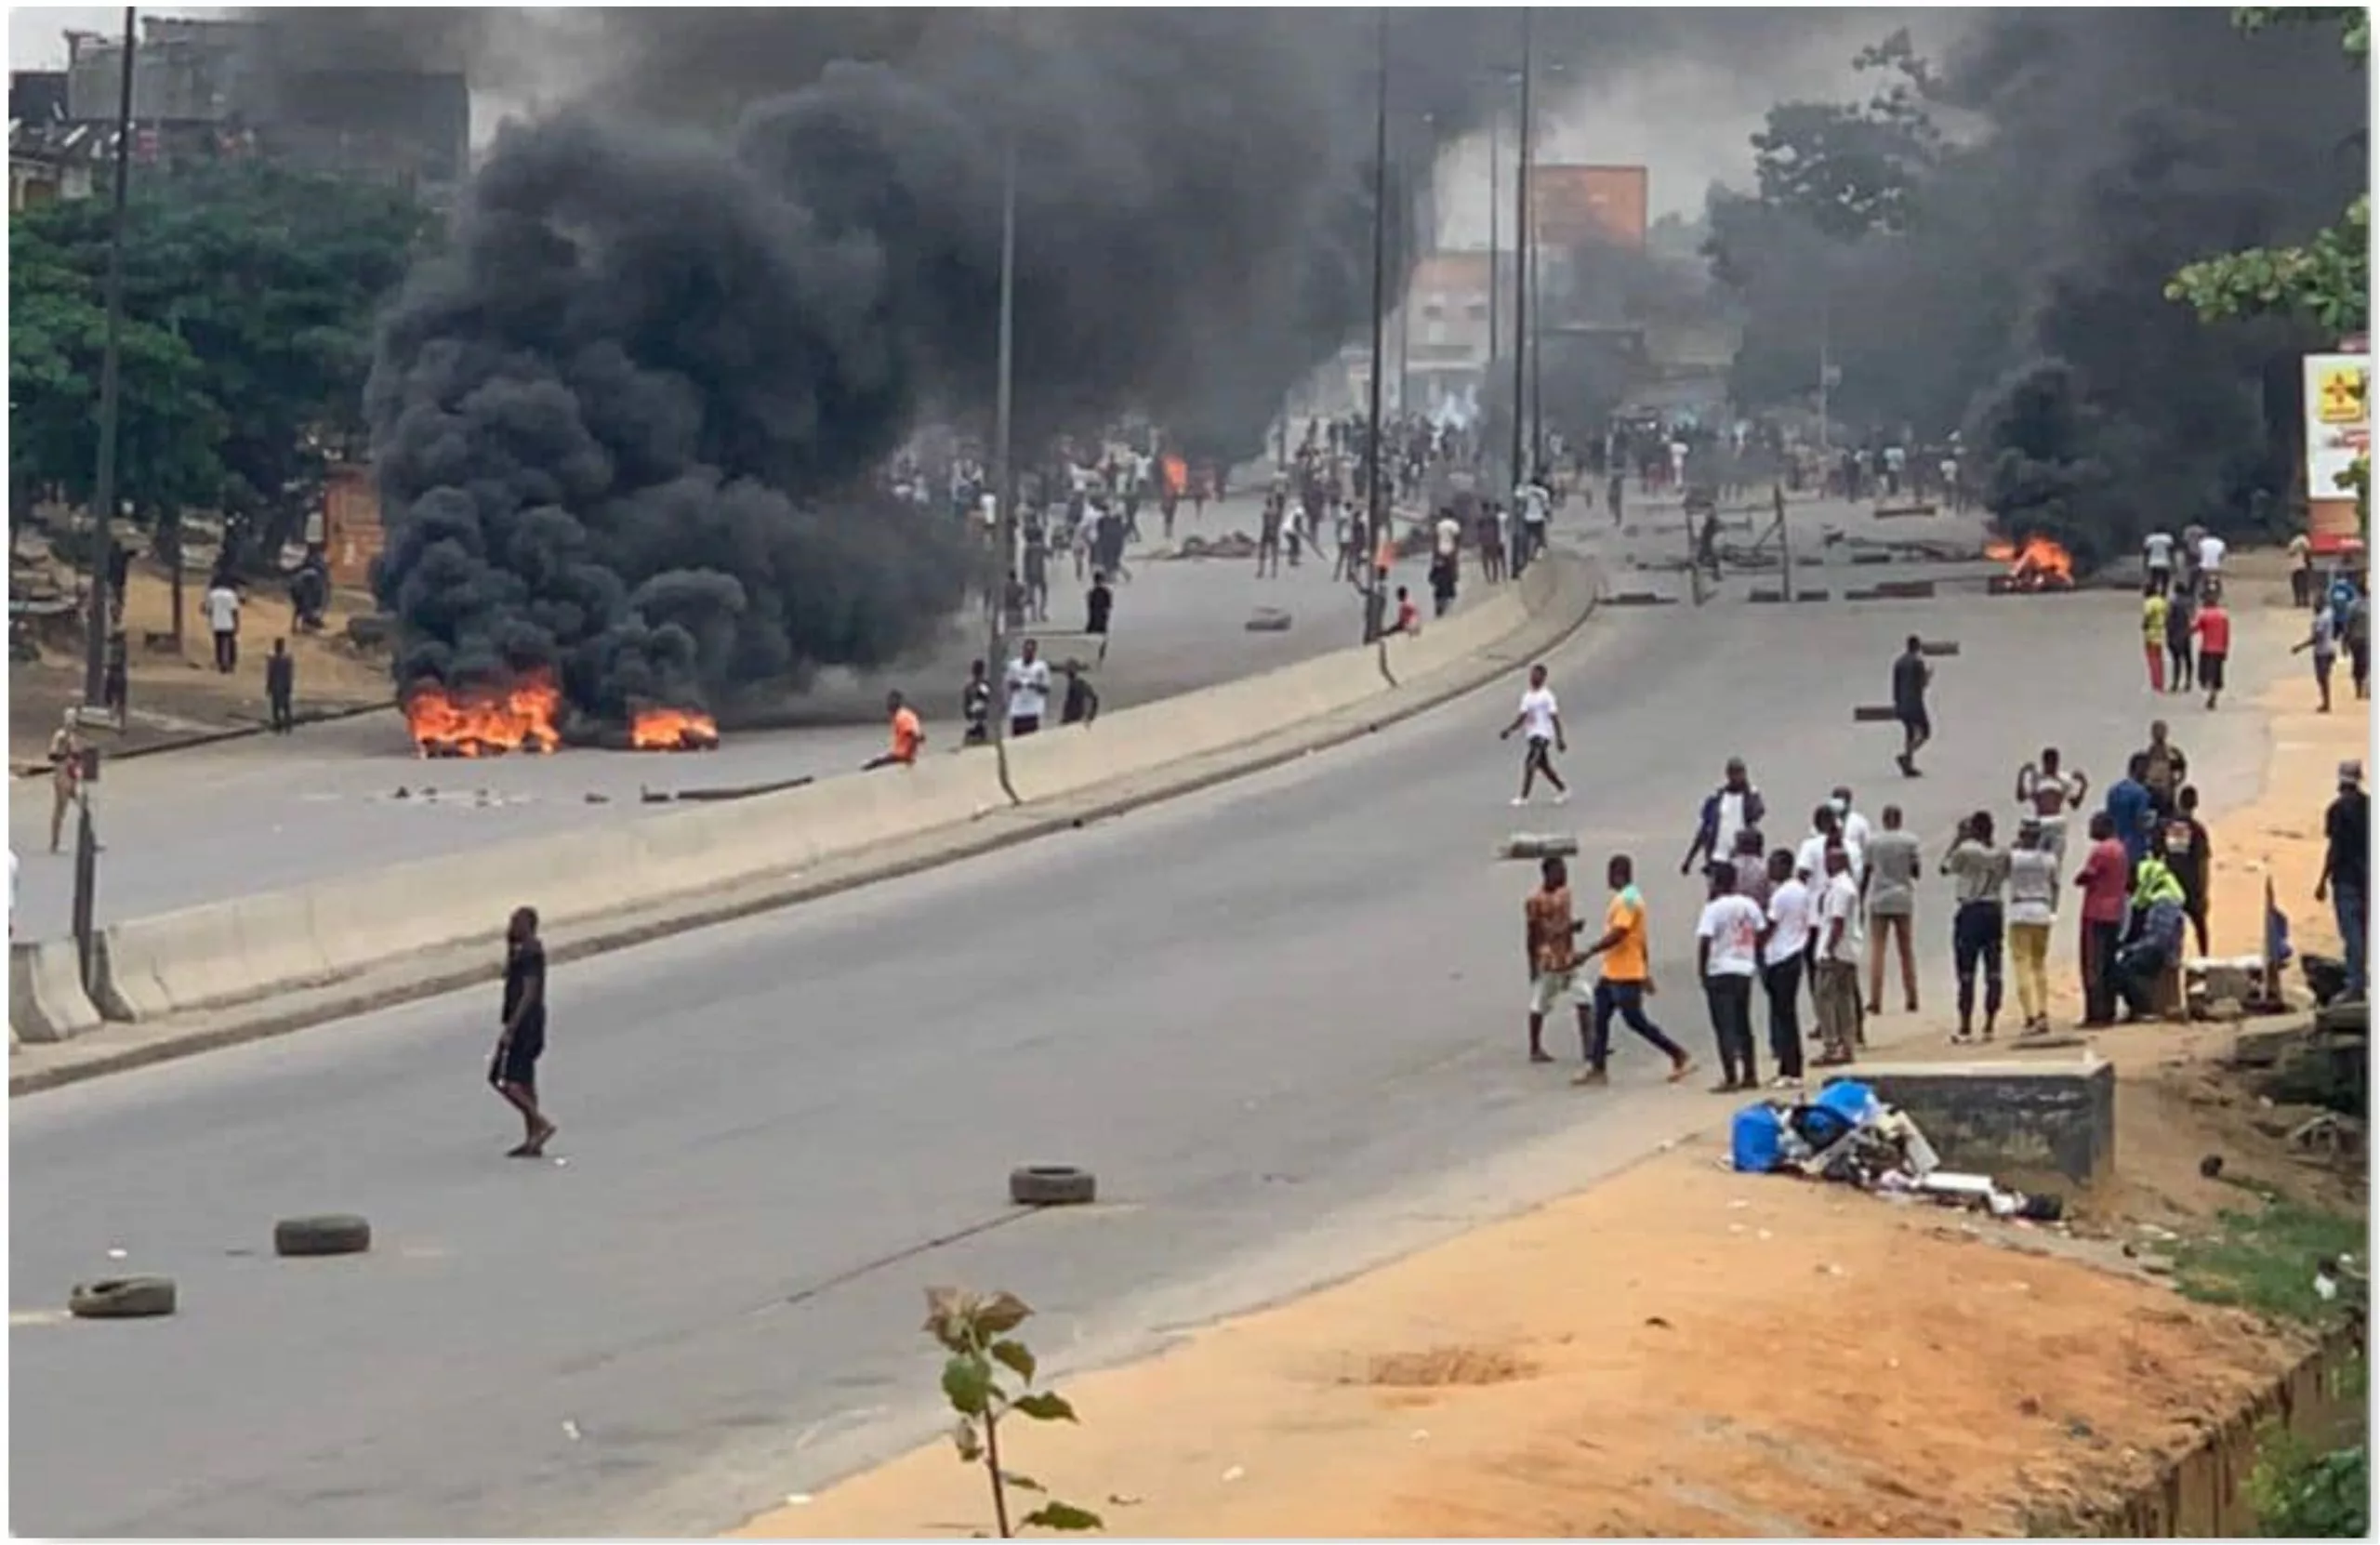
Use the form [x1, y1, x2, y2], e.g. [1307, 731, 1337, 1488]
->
[1891, 634, 1932, 777]
[490, 905, 556, 1157]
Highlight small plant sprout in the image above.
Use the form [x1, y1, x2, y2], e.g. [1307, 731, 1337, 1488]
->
[922, 1287, 1104, 1538]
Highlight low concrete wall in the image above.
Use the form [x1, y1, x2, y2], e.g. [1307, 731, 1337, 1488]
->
[1831, 1055, 2116, 1194]
[8, 940, 102, 1044]
[87, 556, 1590, 1027]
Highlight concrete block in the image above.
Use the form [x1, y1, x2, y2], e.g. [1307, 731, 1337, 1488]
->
[1828, 1056, 2114, 1194]
[8, 939, 102, 1042]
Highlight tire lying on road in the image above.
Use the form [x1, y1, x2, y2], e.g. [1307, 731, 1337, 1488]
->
[1010, 1166, 1098, 1208]
[68, 1275, 178, 1319]
[274, 1213, 373, 1258]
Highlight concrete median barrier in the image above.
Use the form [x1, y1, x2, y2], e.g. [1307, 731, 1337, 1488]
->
[57, 554, 1599, 1050]
[8, 941, 102, 1043]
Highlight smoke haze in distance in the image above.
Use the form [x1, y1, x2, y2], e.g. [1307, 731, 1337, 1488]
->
[333, 7, 1880, 720]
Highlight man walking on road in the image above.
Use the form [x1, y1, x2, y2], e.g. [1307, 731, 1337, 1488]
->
[1499, 663, 1569, 807]
[1696, 863, 1765, 1091]
[2193, 588, 2232, 709]
[2317, 760, 2368, 1001]
[1680, 757, 1765, 878]
[1574, 854, 1695, 1088]
[1891, 635, 1931, 776]
[1522, 854, 1590, 1065]
[490, 906, 556, 1158]
[46, 714, 86, 854]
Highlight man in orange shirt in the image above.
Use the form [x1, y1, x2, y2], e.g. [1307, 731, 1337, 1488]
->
[864, 690, 924, 770]
[1574, 853, 1696, 1088]
[2192, 587, 2232, 710]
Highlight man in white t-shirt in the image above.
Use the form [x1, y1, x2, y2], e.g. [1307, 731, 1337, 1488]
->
[2195, 530, 2227, 592]
[205, 578, 243, 673]
[1812, 844, 1865, 1065]
[1434, 509, 1461, 561]
[1760, 849, 1810, 1087]
[2143, 529, 2175, 594]
[1697, 865, 1767, 1090]
[1498, 662, 1568, 806]
[1003, 639, 1052, 738]
[1513, 477, 1551, 571]
[1666, 439, 1689, 491]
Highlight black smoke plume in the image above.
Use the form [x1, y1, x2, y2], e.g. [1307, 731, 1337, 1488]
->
[354, 9, 1853, 720]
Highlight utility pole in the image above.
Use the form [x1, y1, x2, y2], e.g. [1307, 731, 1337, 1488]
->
[72, 6, 137, 995]
[1362, 5, 1391, 644]
[984, 132, 1019, 762]
[1486, 109, 1500, 377]
[1508, 7, 1532, 504]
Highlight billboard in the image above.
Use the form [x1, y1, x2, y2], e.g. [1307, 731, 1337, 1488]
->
[1529, 164, 1647, 251]
[2304, 350, 2369, 553]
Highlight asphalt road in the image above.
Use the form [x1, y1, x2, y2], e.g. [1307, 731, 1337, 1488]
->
[11, 511, 2289, 1537]
[10, 501, 1417, 934]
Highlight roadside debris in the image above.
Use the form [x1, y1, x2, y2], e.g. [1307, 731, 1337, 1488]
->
[1730, 1079, 2063, 1221]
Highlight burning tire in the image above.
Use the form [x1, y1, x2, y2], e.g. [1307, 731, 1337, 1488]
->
[274, 1213, 373, 1258]
[1009, 1166, 1097, 1208]
[68, 1275, 178, 1320]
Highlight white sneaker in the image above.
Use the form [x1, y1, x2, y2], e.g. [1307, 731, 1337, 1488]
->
[1768, 1075, 1803, 1090]
[1553, 790, 1570, 805]
[1510, 796, 1528, 807]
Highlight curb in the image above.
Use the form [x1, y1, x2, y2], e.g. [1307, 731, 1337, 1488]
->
[11, 560, 1601, 1097]
[10, 699, 395, 780]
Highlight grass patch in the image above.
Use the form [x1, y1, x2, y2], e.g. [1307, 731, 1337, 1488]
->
[2171, 1192, 2368, 1324]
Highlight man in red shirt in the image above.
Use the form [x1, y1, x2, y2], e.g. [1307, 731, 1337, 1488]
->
[2071, 811, 2131, 1025]
[2193, 588, 2232, 709]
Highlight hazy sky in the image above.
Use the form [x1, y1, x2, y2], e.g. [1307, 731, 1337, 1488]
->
[11, 6, 153, 68]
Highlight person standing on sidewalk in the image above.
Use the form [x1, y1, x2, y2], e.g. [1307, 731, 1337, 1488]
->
[489, 906, 556, 1158]
[2316, 761, 2369, 1001]
[1574, 854, 1696, 1088]
[2006, 819, 2060, 1036]
[2169, 786, 2213, 957]
[1941, 811, 2011, 1043]
[1811, 843, 1865, 1066]
[1696, 863, 1765, 1092]
[1862, 804, 1922, 1017]
[1760, 848, 1811, 1089]
[266, 638, 297, 734]
[2073, 812, 2131, 1026]
[205, 574, 243, 673]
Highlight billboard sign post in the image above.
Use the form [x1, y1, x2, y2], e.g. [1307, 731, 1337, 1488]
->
[2304, 349, 2370, 555]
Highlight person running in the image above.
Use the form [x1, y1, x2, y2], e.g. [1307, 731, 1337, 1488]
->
[2193, 588, 2232, 709]
[1811, 843, 1865, 1066]
[489, 906, 556, 1158]
[1759, 848, 1811, 1089]
[1696, 863, 1765, 1092]
[2141, 583, 2169, 693]
[1679, 757, 1766, 878]
[2016, 747, 2088, 867]
[1574, 854, 1695, 1088]
[2006, 818, 2060, 1036]
[862, 690, 924, 770]
[1891, 634, 1931, 776]
[1862, 804, 1922, 1017]
[1522, 854, 1591, 1064]
[2294, 600, 2341, 713]
[1498, 663, 1569, 807]
[1941, 811, 2011, 1042]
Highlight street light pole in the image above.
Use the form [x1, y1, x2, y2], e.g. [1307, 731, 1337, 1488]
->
[1363, 4, 1392, 644]
[1486, 107, 1501, 380]
[985, 131, 1019, 761]
[1508, 7, 1532, 502]
[72, 5, 137, 995]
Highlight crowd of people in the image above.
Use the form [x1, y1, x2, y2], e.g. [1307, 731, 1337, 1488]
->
[1511, 698, 2324, 1093]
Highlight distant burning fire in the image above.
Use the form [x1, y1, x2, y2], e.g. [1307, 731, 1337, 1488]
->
[405, 675, 561, 758]
[630, 706, 721, 752]
[1984, 535, 2077, 591]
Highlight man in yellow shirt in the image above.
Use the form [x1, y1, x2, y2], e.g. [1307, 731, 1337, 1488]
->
[2141, 584, 2168, 693]
[1573, 853, 1696, 1088]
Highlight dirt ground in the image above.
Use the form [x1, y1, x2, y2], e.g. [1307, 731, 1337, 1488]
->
[8, 561, 390, 765]
[730, 632, 2368, 1540]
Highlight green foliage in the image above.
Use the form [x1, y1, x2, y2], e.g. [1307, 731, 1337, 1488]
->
[2250, 1433, 2369, 1537]
[2166, 196, 2371, 335]
[2170, 1195, 2368, 1325]
[922, 1288, 1104, 1538]
[1747, 28, 1942, 244]
[8, 160, 431, 553]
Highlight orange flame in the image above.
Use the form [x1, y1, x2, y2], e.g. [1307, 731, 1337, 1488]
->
[1161, 454, 1188, 497]
[405, 675, 562, 758]
[1983, 535, 2076, 588]
[630, 706, 721, 752]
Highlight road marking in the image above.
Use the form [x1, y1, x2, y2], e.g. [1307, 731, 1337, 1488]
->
[11, 1309, 72, 1327]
